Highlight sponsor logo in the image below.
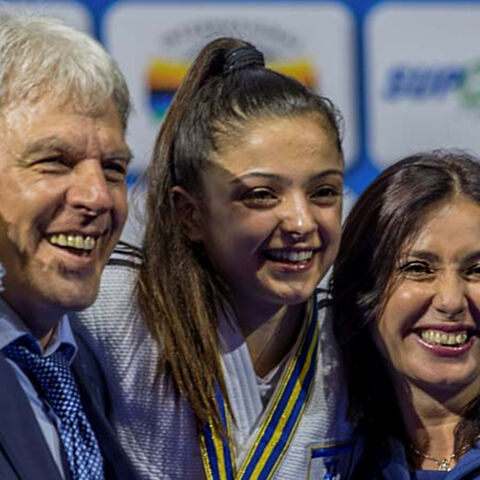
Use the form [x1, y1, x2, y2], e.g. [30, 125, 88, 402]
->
[382, 61, 480, 109]
[146, 19, 319, 121]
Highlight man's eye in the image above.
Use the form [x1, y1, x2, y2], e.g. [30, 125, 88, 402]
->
[34, 156, 70, 170]
[103, 161, 128, 181]
[399, 261, 434, 277]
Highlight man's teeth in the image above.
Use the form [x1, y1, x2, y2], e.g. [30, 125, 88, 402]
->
[420, 329, 469, 346]
[267, 250, 314, 262]
[48, 234, 96, 251]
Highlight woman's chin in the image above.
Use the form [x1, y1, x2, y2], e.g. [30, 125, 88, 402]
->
[407, 368, 480, 399]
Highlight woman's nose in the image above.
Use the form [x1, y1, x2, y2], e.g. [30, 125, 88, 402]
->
[279, 193, 316, 239]
[431, 273, 467, 317]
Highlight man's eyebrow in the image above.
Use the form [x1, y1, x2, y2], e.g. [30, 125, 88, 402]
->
[22, 136, 133, 163]
[22, 136, 78, 157]
[103, 148, 133, 164]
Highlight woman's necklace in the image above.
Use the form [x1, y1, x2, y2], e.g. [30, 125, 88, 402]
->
[410, 436, 480, 472]
[410, 445, 456, 471]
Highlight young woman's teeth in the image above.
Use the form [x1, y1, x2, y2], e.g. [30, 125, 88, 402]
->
[420, 330, 469, 346]
[267, 250, 313, 262]
[48, 234, 96, 251]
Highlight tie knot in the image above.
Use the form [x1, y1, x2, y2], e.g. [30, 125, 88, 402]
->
[6, 333, 41, 354]
[2, 334, 81, 418]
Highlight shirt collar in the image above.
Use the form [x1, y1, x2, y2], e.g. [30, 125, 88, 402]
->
[0, 296, 78, 363]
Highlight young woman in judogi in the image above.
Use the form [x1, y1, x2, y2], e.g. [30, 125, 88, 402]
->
[75, 37, 355, 479]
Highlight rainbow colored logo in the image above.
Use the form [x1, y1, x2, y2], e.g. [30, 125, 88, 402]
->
[147, 58, 318, 121]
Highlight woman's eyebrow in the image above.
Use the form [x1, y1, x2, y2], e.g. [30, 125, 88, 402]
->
[461, 251, 480, 265]
[229, 169, 344, 186]
[401, 251, 439, 262]
[307, 169, 344, 183]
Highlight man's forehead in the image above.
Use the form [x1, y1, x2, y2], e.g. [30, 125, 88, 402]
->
[1, 95, 122, 128]
[2, 98, 124, 137]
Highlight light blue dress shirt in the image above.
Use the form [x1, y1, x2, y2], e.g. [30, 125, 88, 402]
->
[0, 297, 78, 479]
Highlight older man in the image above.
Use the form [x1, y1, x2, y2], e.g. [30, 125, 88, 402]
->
[0, 12, 136, 480]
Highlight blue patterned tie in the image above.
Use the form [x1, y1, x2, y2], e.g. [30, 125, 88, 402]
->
[2, 334, 104, 480]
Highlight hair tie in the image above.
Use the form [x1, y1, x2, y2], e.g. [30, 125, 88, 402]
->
[223, 45, 265, 75]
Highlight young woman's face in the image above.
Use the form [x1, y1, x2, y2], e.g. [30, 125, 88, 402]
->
[375, 198, 480, 397]
[196, 114, 343, 310]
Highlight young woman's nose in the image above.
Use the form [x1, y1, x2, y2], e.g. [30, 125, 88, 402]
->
[279, 193, 316, 238]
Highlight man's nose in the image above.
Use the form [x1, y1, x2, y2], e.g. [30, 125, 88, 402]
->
[66, 160, 113, 214]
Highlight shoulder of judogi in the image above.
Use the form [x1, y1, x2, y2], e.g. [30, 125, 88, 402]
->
[73, 242, 142, 338]
[314, 287, 332, 311]
[72, 240, 154, 389]
[91, 241, 143, 301]
[108, 241, 143, 269]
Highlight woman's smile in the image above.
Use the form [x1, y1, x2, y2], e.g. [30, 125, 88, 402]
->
[375, 198, 480, 391]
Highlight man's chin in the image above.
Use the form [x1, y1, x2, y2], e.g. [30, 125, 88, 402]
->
[51, 286, 99, 312]
[31, 279, 101, 316]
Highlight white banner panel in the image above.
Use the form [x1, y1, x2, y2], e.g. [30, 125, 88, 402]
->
[104, 1, 358, 173]
[367, 3, 480, 168]
[3, 1, 92, 32]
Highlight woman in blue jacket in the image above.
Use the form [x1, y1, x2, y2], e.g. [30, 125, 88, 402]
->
[332, 151, 480, 479]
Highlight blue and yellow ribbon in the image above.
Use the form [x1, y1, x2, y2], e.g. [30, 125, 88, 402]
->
[201, 297, 319, 480]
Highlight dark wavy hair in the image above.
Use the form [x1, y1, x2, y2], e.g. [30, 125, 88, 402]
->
[331, 150, 480, 474]
[137, 37, 344, 429]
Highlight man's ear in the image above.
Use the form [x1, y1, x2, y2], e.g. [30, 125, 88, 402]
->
[171, 186, 204, 242]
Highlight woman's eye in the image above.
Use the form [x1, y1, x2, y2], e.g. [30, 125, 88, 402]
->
[241, 188, 278, 207]
[311, 186, 340, 204]
[399, 261, 434, 278]
[465, 264, 480, 278]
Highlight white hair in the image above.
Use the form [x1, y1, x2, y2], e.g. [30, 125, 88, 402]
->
[0, 11, 130, 128]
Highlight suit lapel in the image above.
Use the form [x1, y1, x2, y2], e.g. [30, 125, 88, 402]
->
[0, 353, 63, 480]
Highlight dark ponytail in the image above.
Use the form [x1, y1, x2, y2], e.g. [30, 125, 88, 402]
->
[138, 37, 343, 429]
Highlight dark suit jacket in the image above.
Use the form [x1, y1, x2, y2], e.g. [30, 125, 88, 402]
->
[0, 334, 138, 480]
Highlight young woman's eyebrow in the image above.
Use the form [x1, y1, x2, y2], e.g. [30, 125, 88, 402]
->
[229, 169, 343, 186]
[400, 251, 439, 263]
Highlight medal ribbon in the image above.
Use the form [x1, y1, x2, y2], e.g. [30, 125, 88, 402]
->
[200, 298, 319, 480]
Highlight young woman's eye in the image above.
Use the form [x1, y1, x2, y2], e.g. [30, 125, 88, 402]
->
[310, 185, 340, 204]
[399, 261, 434, 278]
[241, 188, 278, 207]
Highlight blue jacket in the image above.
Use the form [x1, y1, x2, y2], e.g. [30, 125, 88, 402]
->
[359, 437, 480, 480]
[0, 334, 138, 480]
